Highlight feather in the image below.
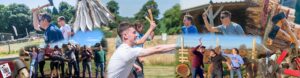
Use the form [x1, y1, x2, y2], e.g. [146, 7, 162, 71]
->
[83, 0, 93, 31]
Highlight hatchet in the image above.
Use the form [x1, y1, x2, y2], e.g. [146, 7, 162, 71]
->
[32, 0, 54, 12]
[146, 5, 156, 22]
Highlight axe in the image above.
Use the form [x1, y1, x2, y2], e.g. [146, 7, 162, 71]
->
[32, 0, 54, 12]
[146, 5, 156, 22]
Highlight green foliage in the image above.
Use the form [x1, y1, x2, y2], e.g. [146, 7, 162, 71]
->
[159, 4, 181, 34]
[0, 3, 32, 38]
[106, 0, 120, 30]
[295, 0, 300, 24]
[107, 0, 119, 15]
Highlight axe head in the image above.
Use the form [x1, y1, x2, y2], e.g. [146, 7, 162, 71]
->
[146, 5, 157, 10]
[48, 0, 54, 6]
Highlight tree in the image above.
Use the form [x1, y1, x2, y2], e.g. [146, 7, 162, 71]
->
[106, 0, 120, 30]
[0, 4, 10, 32]
[107, 0, 119, 15]
[134, 0, 159, 34]
[159, 4, 181, 34]
[57, 1, 75, 23]
[295, 0, 300, 24]
[3, 4, 32, 38]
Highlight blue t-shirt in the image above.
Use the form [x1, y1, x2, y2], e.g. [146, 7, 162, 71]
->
[181, 25, 199, 34]
[216, 22, 245, 35]
[44, 24, 64, 43]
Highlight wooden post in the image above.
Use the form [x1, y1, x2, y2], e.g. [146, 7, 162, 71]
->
[252, 37, 256, 59]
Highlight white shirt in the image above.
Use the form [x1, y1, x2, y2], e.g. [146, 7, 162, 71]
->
[60, 24, 71, 39]
[107, 43, 144, 78]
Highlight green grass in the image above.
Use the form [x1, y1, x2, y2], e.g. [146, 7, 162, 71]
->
[24, 60, 175, 78]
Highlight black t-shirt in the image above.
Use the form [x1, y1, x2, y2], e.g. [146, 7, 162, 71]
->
[74, 49, 80, 61]
[210, 55, 226, 72]
[81, 50, 92, 62]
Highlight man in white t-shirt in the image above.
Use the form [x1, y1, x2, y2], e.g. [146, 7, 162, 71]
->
[107, 22, 176, 78]
[57, 16, 73, 39]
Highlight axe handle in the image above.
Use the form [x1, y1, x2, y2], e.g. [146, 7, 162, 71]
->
[144, 16, 151, 23]
[148, 9, 153, 21]
[33, 4, 51, 12]
[284, 69, 300, 77]
[277, 50, 288, 64]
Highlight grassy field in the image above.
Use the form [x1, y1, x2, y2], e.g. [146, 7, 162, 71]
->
[0, 39, 43, 57]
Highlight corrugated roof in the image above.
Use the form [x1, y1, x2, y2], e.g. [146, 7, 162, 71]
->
[180, 0, 246, 10]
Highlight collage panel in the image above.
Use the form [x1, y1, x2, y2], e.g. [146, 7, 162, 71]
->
[0, 0, 299, 78]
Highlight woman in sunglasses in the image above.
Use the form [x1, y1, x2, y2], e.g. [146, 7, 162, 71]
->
[202, 10, 245, 35]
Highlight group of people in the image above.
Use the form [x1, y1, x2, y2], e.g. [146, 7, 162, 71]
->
[191, 40, 244, 78]
[23, 42, 106, 78]
[181, 10, 245, 35]
[32, 5, 73, 44]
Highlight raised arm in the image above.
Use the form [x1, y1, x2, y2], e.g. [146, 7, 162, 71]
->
[138, 44, 176, 57]
[135, 21, 156, 45]
[32, 10, 41, 31]
[32, 4, 51, 31]
[202, 13, 219, 32]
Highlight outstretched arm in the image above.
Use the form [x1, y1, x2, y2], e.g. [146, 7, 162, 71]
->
[138, 44, 176, 57]
[221, 51, 231, 57]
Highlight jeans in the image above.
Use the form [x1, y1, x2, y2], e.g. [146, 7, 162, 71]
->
[60, 61, 65, 78]
[211, 70, 223, 78]
[82, 61, 92, 78]
[68, 61, 79, 78]
[95, 63, 105, 78]
[29, 60, 38, 78]
[230, 68, 242, 78]
[38, 61, 45, 78]
[77, 61, 80, 75]
[192, 67, 204, 78]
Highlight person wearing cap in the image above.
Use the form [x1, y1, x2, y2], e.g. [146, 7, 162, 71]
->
[221, 48, 244, 78]
[181, 15, 199, 34]
[57, 16, 73, 39]
[191, 42, 205, 78]
[93, 43, 106, 78]
[203, 11, 245, 35]
[32, 7, 64, 43]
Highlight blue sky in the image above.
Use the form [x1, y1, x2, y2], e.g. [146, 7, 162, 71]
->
[0, 0, 179, 18]
[178, 34, 262, 49]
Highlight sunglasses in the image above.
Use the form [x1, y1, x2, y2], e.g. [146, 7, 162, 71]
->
[220, 16, 229, 19]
